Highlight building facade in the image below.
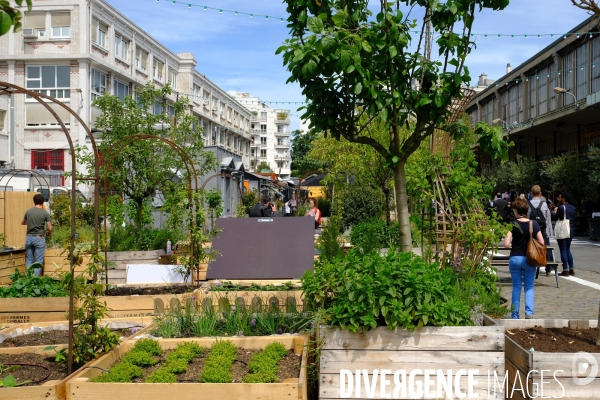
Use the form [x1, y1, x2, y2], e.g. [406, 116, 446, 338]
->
[0, 0, 252, 197]
[232, 92, 292, 180]
[466, 17, 600, 164]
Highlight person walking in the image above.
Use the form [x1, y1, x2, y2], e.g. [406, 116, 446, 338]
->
[21, 193, 53, 276]
[289, 194, 297, 216]
[503, 197, 545, 319]
[552, 191, 576, 276]
[527, 185, 554, 275]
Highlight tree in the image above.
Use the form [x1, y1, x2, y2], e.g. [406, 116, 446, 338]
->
[79, 83, 216, 232]
[290, 129, 322, 177]
[308, 119, 394, 223]
[256, 161, 273, 172]
[571, 0, 600, 14]
[0, 0, 31, 36]
[278, 0, 509, 250]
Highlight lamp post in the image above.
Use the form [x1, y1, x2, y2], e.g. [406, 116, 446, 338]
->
[553, 87, 579, 109]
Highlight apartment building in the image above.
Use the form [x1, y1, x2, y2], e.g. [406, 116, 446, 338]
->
[0, 0, 252, 196]
[232, 92, 292, 180]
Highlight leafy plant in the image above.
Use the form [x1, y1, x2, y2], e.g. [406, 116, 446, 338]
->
[0, 268, 71, 298]
[121, 349, 159, 367]
[145, 368, 177, 383]
[199, 341, 237, 383]
[0, 0, 32, 36]
[350, 219, 401, 253]
[132, 339, 163, 356]
[302, 250, 472, 332]
[210, 281, 299, 292]
[0, 364, 31, 388]
[91, 361, 143, 383]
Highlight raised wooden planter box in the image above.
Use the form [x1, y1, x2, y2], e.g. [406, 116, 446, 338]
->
[0, 292, 194, 323]
[319, 325, 505, 399]
[0, 248, 26, 284]
[494, 318, 600, 400]
[192, 289, 305, 312]
[43, 248, 89, 279]
[65, 335, 309, 400]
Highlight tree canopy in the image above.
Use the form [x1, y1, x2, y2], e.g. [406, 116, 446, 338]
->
[278, 0, 509, 250]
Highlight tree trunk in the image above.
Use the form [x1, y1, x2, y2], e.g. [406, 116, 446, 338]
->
[135, 199, 144, 230]
[393, 160, 413, 251]
[383, 184, 391, 225]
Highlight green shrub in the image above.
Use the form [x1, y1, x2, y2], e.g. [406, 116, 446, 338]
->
[199, 341, 237, 383]
[349, 218, 401, 253]
[163, 357, 189, 374]
[108, 225, 184, 252]
[132, 339, 163, 356]
[0, 268, 71, 298]
[168, 343, 204, 363]
[121, 349, 158, 367]
[302, 250, 472, 332]
[91, 361, 143, 383]
[243, 342, 288, 383]
[145, 368, 178, 383]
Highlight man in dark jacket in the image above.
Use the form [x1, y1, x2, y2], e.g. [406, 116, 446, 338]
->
[552, 191, 576, 276]
[249, 195, 275, 217]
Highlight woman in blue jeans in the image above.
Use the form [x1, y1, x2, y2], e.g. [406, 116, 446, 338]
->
[503, 198, 545, 319]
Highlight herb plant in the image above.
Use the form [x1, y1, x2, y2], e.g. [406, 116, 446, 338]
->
[302, 250, 473, 332]
[243, 342, 288, 383]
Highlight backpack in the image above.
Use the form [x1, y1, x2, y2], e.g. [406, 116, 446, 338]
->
[527, 200, 547, 232]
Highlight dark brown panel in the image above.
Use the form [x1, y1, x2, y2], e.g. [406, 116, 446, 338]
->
[206, 217, 315, 280]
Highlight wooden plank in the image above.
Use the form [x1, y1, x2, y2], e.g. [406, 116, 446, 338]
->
[106, 251, 161, 262]
[3, 192, 32, 247]
[0, 316, 152, 336]
[533, 352, 600, 377]
[0, 312, 67, 324]
[0, 385, 61, 400]
[321, 326, 505, 351]
[319, 373, 504, 399]
[0, 344, 67, 355]
[0, 297, 70, 311]
[320, 350, 504, 373]
[505, 357, 530, 400]
[500, 319, 572, 330]
[529, 376, 600, 399]
[505, 335, 532, 371]
[68, 383, 299, 400]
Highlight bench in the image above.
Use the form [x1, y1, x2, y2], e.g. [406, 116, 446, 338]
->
[491, 247, 560, 288]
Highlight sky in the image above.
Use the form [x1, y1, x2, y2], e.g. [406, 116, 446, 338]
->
[105, 0, 592, 130]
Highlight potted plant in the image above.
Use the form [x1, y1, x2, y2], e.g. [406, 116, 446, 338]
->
[304, 250, 506, 399]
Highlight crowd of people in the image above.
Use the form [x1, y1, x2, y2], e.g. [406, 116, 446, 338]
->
[249, 194, 322, 228]
[495, 185, 577, 319]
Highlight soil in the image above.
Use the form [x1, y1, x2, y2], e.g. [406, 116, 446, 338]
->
[508, 326, 600, 353]
[0, 353, 67, 386]
[128, 347, 302, 383]
[104, 286, 191, 296]
[0, 328, 135, 348]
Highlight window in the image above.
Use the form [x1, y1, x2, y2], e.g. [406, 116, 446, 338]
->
[234, 136, 238, 150]
[26, 65, 70, 99]
[51, 12, 70, 38]
[167, 67, 177, 87]
[260, 124, 267, 133]
[152, 101, 163, 115]
[251, 148, 255, 157]
[135, 47, 148, 72]
[167, 104, 175, 118]
[24, 13, 45, 37]
[219, 129, 224, 144]
[91, 69, 107, 101]
[115, 34, 129, 60]
[277, 138, 285, 146]
[31, 150, 64, 171]
[260, 149, 267, 158]
[153, 59, 164, 81]
[277, 124, 288, 133]
[277, 161, 284, 169]
[260, 137, 267, 145]
[0, 110, 5, 130]
[113, 79, 129, 100]
[227, 133, 231, 147]
[91, 18, 108, 48]
[260, 111, 267, 121]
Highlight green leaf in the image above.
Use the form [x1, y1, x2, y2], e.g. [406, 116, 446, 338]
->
[321, 36, 336, 54]
[331, 13, 345, 27]
[307, 16, 323, 34]
[1, 375, 17, 388]
[305, 59, 318, 76]
[44, 345, 57, 351]
[346, 65, 355, 73]
[354, 82, 362, 95]
[361, 41, 372, 53]
[389, 46, 397, 58]
[0, 11, 12, 36]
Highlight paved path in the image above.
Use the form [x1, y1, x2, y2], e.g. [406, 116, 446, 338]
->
[498, 237, 600, 320]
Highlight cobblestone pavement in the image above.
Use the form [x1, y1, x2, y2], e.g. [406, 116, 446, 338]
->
[498, 237, 600, 320]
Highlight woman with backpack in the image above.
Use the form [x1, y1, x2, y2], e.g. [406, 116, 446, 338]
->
[504, 197, 545, 319]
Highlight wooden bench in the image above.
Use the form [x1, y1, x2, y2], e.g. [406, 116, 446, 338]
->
[491, 247, 560, 288]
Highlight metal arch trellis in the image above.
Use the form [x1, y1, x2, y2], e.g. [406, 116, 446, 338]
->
[99, 134, 201, 285]
[0, 168, 51, 195]
[0, 81, 101, 376]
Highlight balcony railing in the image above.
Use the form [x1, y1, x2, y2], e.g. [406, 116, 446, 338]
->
[275, 130, 290, 136]
[275, 117, 290, 125]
